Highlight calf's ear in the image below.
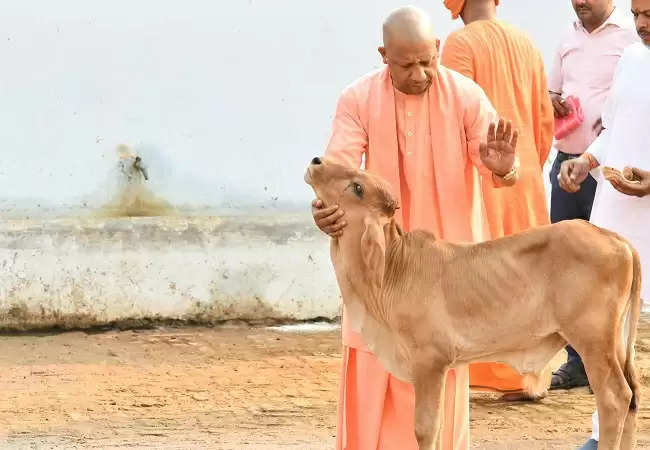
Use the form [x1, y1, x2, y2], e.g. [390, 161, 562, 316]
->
[361, 216, 386, 295]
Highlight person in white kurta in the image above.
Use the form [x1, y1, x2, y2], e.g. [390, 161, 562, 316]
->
[588, 41, 650, 308]
[558, 40, 650, 449]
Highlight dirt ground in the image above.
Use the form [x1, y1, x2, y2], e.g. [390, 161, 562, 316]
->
[0, 317, 648, 450]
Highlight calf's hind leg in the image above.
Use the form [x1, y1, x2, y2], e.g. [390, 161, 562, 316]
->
[582, 351, 632, 450]
[619, 352, 640, 450]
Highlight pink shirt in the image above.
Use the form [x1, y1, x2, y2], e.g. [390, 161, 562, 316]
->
[548, 7, 638, 155]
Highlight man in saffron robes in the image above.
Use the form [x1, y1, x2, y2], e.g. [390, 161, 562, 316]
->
[440, 0, 555, 400]
[311, 6, 520, 449]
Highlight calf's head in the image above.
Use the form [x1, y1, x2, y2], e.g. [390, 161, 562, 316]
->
[304, 156, 400, 294]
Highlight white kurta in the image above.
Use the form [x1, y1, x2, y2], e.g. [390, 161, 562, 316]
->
[587, 42, 650, 443]
[588, 42, 650, 308]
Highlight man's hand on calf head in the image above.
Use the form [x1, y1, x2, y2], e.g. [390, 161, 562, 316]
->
[312, 199, 347, 237]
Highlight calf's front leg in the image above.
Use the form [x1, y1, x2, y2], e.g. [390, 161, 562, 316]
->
[413, 365, 448, 450]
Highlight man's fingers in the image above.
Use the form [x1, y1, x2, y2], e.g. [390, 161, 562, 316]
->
[552, 98, 561, 112]
[569, 163, 587, 183]
[553, 97, 569, 117]
[560, 181, 574, 192]
[558, 174, 579, 193]
[510, 129, 519, 151]
[560, 181, 577, 193]
[610, 177, 624, 189]
[559, 161, 573, 181]
[323, 221, 347, 235]
[610, 180, 629, 195]
[312, 199, 323, 208]
[629, 167, 648, 182]
[313, 204, 338, 217]
[559, 161, 580, 193]
[316, 209, 344, 227]
[496, 119, 505, 142]
[610, 178, 639, 196]
[622, 182, 643, 196]
[503, 120, 512, 143]
[551, 99, 563, 117]
[313, 204, 339, 221]
[487, 122, 496, 142]
[558, 97, 570, 116]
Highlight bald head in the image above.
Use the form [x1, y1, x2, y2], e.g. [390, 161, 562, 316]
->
[382, 6, 437, 46]
[378, 6, 440, 95]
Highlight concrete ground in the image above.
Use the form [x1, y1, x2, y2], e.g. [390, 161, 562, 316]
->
[0, 317, 648, 449]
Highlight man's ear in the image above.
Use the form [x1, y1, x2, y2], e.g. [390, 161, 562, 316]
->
[361, 216, 386, 295]
[378, 46, 388, 64]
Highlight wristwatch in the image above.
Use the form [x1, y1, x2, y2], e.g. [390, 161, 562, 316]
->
[494, 155, 520, 183]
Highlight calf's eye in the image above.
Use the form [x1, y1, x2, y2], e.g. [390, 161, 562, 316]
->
[353, 183, 364, 197]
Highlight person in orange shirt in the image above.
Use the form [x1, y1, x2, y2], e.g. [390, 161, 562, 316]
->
[311, 6, 520, 449]
[440, 0, 555, 401]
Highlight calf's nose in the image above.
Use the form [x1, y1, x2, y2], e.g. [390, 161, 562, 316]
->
[311, 157, 322, 165]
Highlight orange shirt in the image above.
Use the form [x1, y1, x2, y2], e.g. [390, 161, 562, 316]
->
[442, 19, 554, 238]
[442, 18, 554, 394]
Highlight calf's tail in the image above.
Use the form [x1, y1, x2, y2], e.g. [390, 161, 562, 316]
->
[623, 246, 642, 411]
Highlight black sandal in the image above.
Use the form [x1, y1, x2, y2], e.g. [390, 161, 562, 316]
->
[550, 363, 589, 390]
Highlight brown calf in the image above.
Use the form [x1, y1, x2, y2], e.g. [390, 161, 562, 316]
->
[305, 157, 641, 450]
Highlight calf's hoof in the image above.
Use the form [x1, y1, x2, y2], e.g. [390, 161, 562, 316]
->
[500, 391, 546, 402]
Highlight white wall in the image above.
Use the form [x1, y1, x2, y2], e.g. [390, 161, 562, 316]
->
[0, 1, 633, 217]
[0, 215, 338, 330]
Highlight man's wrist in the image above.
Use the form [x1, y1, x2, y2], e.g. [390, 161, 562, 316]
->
[492, 155, 520, 181]
[582, 152, 599, 170]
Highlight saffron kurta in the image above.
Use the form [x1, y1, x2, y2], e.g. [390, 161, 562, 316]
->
[325, 65, 497, 450]
[441, 19, 554, 393]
